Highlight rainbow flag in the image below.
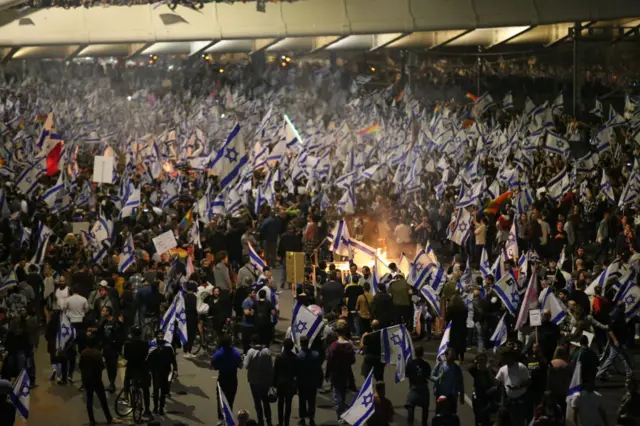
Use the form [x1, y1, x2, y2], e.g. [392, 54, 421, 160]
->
[484, 191, 513, 215]
[466, 93, 479, 102]
[357, 124, 380, 137]
[178, 208, 193, 234]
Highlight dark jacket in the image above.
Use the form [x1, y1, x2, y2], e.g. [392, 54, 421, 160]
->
[321, 280, 344, 313]
[371, 293, 393, 327]
[278, 231, 302, 258]
[295, 348, 323, 389]
[79, 347, 106, 385]
[274, 351, 297, 391]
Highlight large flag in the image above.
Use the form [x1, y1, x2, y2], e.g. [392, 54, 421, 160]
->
[436, 322, 452, 361]
[544, 131, 569, 157]
[600, 170, 616, 204]
[340, 369, 375, 426]
[420, 283, 442, 318]
[10, 369, 30, 419]
[493, 273, 520, 315]
[585, 259, 621, 295]
[119, 185, 140, 219]
[515, 267, 538, 330]
[42, 172, 64, 209]
[248, 241, 266, 274]
[210, 124, 248, 189]
[118, 234, 135, 273]
[449, 208, 472, 246]
[160, 291, 188, 345]
[218, 382, 236, 426]
[379, 324, 414, 383]
[328, 219, 352, 258]
[541, 292, 567, 325]
[489, 313, 508, 352]
[16, 162, 40, 196]
[30, 223, 53, 265]
[290, 303, 324, 349]
[56, 312, 76, 352]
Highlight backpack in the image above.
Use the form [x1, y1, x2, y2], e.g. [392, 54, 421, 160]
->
[255, 300, 272, 327]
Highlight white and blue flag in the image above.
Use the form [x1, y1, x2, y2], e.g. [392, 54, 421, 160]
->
[248, 241, 266, 274]
[601, 170, 616, 204]
[56, 312, 76, 352]
[567, 362, 582, 403]
[118, 234, 135, 273]
[544, 131, 569, 157]
[328, 219, 352, 258]
[448, 208, 472, 246]
[290, 303, 324, 349]
[160, 291, 188, 346]
[489, 313, 508, 352]
[30, 223, 52, 265]
[209, 124, 248, 190]
[340, 369, 375, 426]
[493, 274, 520, 315]
[380, 324, 414, 383]
[436, 321, 451, 361]
[218, 382, 236, 426]
[479, 247, 491, 277]
[10, 369, 30, 419]
[419, 283, 442, 318]
[119, 185, 141, 219]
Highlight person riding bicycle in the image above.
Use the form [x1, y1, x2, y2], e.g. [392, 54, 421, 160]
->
[122, 325, 153, 420]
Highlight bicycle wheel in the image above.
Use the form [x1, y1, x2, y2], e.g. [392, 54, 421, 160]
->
[190, 331, 203, 355]
[131, 387, 144, 424]
[114, 388, 133, 417]
[204, 327, 217, 357]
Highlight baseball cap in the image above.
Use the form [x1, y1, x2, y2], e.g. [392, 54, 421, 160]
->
[99, 280, 109, 288]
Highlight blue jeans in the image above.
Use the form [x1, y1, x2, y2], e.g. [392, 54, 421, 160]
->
[597, 341, 633, 377]
[332, 382, 348, 420]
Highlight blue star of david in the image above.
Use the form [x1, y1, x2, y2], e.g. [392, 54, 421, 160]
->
[225, 147, 238, 163]
[510, 291, 519, 305]
[390, 334, 402, 346]
[415, 262, 424, 271]
[21, 384, 29, 397]
[508, 233, 516, 242]
[459, 222, 468, 232]
[362, 393, 374, 407]
[556, 140, 564, 148]
[25, 176, 32, 184]
[61, 325, 69, 338]
[176, 308, 186, 323]
[625, 294, 636, 305]
[295, 320, 308, 334]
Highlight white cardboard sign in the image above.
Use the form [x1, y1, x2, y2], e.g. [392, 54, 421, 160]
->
[529, 309, 542, 327]
[153, 231, 178, 255]
[93, 155, 114, 184]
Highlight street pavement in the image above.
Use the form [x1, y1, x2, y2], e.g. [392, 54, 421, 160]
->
[25, 274, 634, 426]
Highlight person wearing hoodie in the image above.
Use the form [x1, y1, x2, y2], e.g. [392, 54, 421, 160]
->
[213, 251, 233, 318]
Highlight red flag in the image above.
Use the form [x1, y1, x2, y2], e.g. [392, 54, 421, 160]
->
[46, 142, 63, 176]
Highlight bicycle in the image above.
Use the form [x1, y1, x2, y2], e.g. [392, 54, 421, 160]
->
[114, 377, 145, 424]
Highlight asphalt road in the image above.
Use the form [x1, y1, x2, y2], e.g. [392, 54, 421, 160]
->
[25, 273, 633, 426]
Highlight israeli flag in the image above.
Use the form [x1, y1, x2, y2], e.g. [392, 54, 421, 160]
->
[42, 172, 64, 209]
[420, 283, 442, 318]
[119, 185, 141, 219]
[586, 259, 621, 295]
[328, 219, 352, 258]
[479, 247, 491, 277]
[409, 249, 437, 290]
[218, 382, 236, 426]
[0, 271, 17, 292]
[160, 292, 188, 345]
[601, 170, 616, 204]
[505, 221, 519, 261]
[56, 312, 76, 352]
[337, 187, 356, 216]
[427, 263, 447, 293]
[436, 321, 452, 361]
[16, 162, 40, 196]
[567, 362, 582, 403]
[340, 369, 375, 426]
[209, 124, 248, 190]
[618, 171, 640, 208]
[290, 303, 324, 349]
[10, 369, 30, 419]
[118, 234, 135, 273]
[381, 324, 414, 383]
[590, 100, 603, 118]
[552, 93, 564, 116]
[544, 131, 569, 157]
[493, 273, 520, 315]
[248, 241, 266, 274]
[547, 167, 571, 202]
[30, 223, 52, 265]
[448, 208, 472, 246]
[489, 313, 508, 352]
[541, 292, 567, 325]
[188, 220, 202, 249]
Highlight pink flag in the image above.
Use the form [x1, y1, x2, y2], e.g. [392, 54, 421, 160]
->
[515, 267, 539, 330]
[186, 255, 195, 280]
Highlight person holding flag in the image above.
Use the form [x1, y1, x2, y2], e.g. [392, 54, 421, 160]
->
[430, 347, 464, 414]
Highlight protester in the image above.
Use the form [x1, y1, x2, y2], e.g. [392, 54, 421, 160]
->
[244, 335, 274, 426]
[212, 334, 243, 426]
